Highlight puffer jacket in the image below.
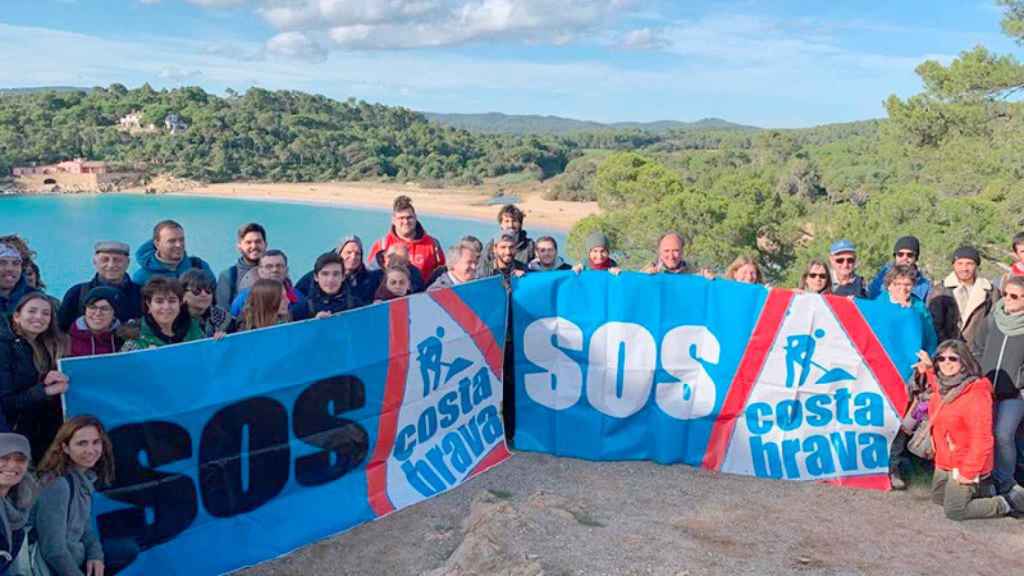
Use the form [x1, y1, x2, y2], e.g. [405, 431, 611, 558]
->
[131, 241, 214, 285]
[0, 326, 62, 461]
[367, 223, 446, 283]
[290, 283, 355, 320]
[928, 372, 995, 482]
[67, 317, 121, 357]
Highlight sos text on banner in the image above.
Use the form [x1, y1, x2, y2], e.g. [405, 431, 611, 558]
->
[512, 272, 921, 489]
[60, 278, 510, 576]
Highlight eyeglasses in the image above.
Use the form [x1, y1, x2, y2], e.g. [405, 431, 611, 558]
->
[806, 273, 828, 280]
[188, 287, 213, 296]
[1007, 292, 1023, 300]
[935, 355, 961, 364]
[894, 251, 916, 258]
[833, 257, 855, 264]
[86, 304, 114, 313]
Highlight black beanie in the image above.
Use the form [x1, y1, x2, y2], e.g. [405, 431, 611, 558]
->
[952, 246, 981, 265]
[893, 236, 920, 256]
[84, 286, 120, 308]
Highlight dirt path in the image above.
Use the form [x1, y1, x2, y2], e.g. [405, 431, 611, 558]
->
[242, 452, 1022, 576]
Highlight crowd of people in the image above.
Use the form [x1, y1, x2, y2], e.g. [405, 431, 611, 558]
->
[0, 194, 1022, 573]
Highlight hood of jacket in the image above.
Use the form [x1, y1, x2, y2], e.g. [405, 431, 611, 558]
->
[135, 240, 193, 275]
[70, 316, 120, 344]
[942, 272, 994, 325]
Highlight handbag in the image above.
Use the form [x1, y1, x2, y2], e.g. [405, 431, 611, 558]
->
[906, 375, 961, 460]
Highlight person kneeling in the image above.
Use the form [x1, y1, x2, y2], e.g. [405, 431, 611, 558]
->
[919, 340, 1024, 520]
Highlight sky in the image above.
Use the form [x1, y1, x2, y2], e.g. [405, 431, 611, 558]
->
[1, 0, 1019, 128]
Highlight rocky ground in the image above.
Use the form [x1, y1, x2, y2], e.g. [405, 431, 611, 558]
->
[241, 451, 1022, 576]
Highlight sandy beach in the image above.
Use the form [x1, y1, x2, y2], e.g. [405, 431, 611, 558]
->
[170, 181, 599, 232]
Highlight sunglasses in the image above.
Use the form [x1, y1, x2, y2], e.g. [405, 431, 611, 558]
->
[935, 355, 961, 364]
[833, 257, 855, 264]
[894, 251, 916, 258]
[806, 273, 828, 280]
[188, 287, 214, 296]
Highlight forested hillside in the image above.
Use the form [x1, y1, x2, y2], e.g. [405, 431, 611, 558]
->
[0, 86, 574, 184]
[562, 1, 1024, 285]
[423, 112, 756, 135]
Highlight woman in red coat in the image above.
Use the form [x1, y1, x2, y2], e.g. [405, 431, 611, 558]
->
[924, 339, 1024, 520]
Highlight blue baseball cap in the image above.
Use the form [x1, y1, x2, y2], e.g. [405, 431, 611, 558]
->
[830, 240, 856, 255]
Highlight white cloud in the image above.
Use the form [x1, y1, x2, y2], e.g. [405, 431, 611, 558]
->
[258, 0, 635, 49]
[619, 27, 668, 50]
[185, 0, 248, 7]
[266, 31, 327, 62]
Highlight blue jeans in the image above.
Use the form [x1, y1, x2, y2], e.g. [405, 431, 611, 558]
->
[994, 396, 1024, 492]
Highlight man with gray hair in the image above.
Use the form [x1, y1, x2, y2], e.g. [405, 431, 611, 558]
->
[58, 241, 143, 332]
[429, 241, 481, 290]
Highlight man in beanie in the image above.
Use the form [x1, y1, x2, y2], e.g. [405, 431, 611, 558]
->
[928, 245, 998, 350]
[481, 230, 527, 285]
[867, 236, 931, 301]
[828, 239, 867, 298]
[58, 241, 142, 332]
[0, 432, 38, 574]
[573, 231, 621, 274]
[0, 242, 33, 319]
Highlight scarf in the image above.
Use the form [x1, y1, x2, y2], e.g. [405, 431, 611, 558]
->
[1011, 262, 1024, 277]
[0, 474, 37, 557]
[994, 299, 1024, 337]
[374, 282, 404, 302]
[588, 259, 613, 271]
[936, 369, 973, 397]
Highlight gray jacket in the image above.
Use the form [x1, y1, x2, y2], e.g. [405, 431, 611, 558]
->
[33, 469, 103, 576]
[215, 258, 258, 308]
[973, 313, 1024, 401]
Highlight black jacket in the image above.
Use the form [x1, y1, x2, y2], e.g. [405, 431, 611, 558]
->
[58, 275, 143, 333]
[0, 328, 63, 461]
[290, 283, 357, 321]
[973, 313, 1024, 400]
[831, 275, 867, 298]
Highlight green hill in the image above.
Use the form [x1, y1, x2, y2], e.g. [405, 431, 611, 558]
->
[422, 111, 758, 135]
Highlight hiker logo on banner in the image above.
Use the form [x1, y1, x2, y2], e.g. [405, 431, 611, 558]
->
[369, 289, 509, 516]
[714, 293, 901, 484]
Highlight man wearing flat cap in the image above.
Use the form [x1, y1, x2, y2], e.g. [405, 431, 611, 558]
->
[928, 245, 999, 351]
[58, 241, 143, 332]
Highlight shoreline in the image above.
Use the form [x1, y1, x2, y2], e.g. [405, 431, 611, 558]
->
[166, 181, 598, 232]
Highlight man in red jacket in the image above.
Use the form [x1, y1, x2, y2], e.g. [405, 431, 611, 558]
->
[369, 195, 445, 282]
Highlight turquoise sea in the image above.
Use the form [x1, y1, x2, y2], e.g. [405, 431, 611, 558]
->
[0, 194, 564, 296]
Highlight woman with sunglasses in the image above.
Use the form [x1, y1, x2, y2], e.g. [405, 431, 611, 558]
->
[67, 287, 122, 358]
[916, 339, 1024, 520]
[797, 260, 832, 294]
[973, 275, 1024, 505]
[180, 269, 235, 338]
[121, 277, 204, 352]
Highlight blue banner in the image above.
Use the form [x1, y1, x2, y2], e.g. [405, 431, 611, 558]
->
[512, 271, 920, 488]
[61, 278, 510, 576]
